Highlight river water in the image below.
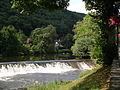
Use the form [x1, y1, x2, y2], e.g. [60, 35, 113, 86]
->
[0, 56, 95, 90]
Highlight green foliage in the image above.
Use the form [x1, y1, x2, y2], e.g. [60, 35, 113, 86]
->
[58, 66, 110, 90]
[71, 14, 102, 61]
[0, 25, 25, 57]
[84, 0, 119, 19]
[28, 80, 69, 90]
[11, 0, 70, 14]
[0, 0, 85, 37]
[100, 26, 117, 65]
[72, 12, 116, 65]
[0, 0, 85, 56]
[11, 0, 119, 19]
[16, 30, 27, 43]
[30, 25, 57, 54]
[70, 66, 110, 90]
[58, 49, 71, 53]
[83, 0, 119, 65]
[71, 38, 92, 58]
[62, 33, 73, 49]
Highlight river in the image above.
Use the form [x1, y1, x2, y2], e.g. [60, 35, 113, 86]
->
[0, 55, 95, 90]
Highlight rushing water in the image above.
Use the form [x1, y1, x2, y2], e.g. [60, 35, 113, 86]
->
[0, 56, 95, 90]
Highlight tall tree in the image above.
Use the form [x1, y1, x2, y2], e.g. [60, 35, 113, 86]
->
[11, 0, 120, 65]
[71, 14, 102, 60]
[30, 25, 57, 54]
[83, 0, 119, 65]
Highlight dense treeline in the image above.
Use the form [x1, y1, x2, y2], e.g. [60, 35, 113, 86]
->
[0, 0, 85, 37]
[9, 0, 119, 66]
[0, 25, 57, 57]
[0, 0, 85, 57]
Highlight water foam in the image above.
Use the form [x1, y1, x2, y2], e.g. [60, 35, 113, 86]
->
[0, 62, 77, 77]
[0, 61, 94, 78]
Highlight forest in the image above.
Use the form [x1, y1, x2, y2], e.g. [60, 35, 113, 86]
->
[0, 0, 119, 65]
[0, 0, 85, 37]
[0, 0, 85, 57]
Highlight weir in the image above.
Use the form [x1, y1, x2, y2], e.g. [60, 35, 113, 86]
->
[0, 60, 95, 89]
[0, 60, 94, 77]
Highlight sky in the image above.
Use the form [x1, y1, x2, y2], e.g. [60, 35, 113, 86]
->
[67, 0, 88, 14]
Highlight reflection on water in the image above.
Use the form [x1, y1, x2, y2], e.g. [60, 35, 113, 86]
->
[0, 54, 74, 62]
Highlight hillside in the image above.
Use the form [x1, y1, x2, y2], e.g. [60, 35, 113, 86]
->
[0, 0, 85, 36]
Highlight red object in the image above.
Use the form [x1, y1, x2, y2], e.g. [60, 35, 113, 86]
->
[118, 34, 120, 38]
[109, 16, 120, 25]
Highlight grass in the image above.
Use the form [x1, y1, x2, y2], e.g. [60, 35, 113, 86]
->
[59, 65, 111, 90]
[27, 80, 69, 90]
[27, 65, 111, 90]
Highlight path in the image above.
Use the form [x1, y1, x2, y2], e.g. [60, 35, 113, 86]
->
[110, 59, 120, 89]
[110, 46, 120, 89]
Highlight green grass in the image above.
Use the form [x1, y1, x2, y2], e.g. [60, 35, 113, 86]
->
[27, 65, 111, 90]
[27, 80, 69, 90]
[59, 66, 111, 90]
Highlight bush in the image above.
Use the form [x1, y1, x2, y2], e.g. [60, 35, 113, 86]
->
[0, 25, 25, 57]
[30, 25, 57, 54]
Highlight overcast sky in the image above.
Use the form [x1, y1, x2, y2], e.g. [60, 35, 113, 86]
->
[67, 0, 88, 14]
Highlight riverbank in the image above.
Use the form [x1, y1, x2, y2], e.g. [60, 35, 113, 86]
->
[28, 65, 111, 90]
[59, 66, 111, 90]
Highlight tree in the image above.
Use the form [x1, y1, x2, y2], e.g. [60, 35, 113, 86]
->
[30, 25, 57, 54]
[11, 0, 70, 13]
[83, 0, 119, 65]
[62, 33, 73, 49]
[16, 30, 27, 43]
[71, 14, 102, 60]
[0, 0, 85, 37]
[0, 32, 3, 54]
[83, 0, 119, 19]
[0, 25, 24, 57]
[11, 0, 119, 16]
[11, 0, 120, 65]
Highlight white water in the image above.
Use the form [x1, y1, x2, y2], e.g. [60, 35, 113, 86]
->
[0, 61, 94, 89]
[0, 62, 93, 78]
[77, 62, 93, 70]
